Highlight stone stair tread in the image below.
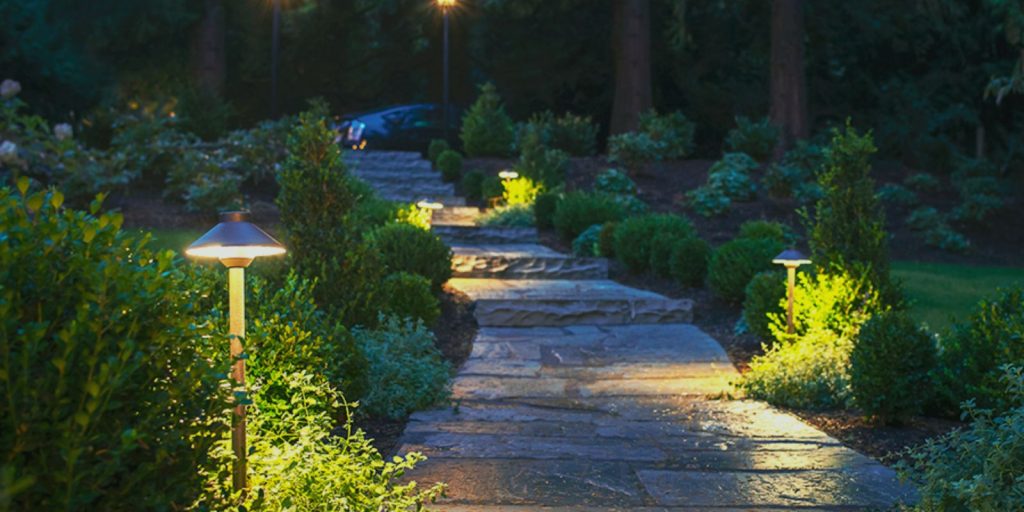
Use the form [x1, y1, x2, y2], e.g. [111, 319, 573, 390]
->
[449, 278, 671, 301]
[451, 244, 567, 258]
[435, 225, 539, 244]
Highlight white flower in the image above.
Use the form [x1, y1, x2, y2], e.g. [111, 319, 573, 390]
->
[0, 79, 21, 100]
[54, 123, 73, 141]
[0, 141, 17, 163]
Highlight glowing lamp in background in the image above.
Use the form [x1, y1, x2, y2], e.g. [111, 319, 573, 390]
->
[417, 199, 445, 211]
[772, 249, 811, 334]
[498, 170, 519, 180]
[185, 211, 285, 491]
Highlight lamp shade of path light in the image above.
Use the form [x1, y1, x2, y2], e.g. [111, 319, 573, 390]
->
[186, 211, 285, 491]
[773, 249, 811, 334]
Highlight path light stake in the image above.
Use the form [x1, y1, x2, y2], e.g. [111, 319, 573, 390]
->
[437, 0, 457, 142]
[185, 211, 285, 491]
[772, 249, 811, 334]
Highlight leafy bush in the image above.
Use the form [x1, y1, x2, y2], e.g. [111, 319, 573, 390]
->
[533, 192, 559, 229]
[519, 111, 598, 156]
[850, 312, 936, 424]
[904, 172, 940, 192]
[807, 124, 893, 298]
[951, 189, 1005, 223]
[460, 82, 514, 157]
[767, 270, 885, 343]
[614, 194, 650, 215]
[515, 128, 570, 188]
[176, 87, 233, 141]
[687, 187, 732, 217]
[924, 225, 970, 252]
[165, 150, 244, 213]
[552, 191, 628, 241]
[233, 372, 445, 510]
[877, 183, 919, 207]
[428, 138, 450, 165]
[608, 132, 662, 168]
[686, 152, 759, 216]
[739, 328, 855, 410]
[502, 175, 542, 206]
[898, 366, 1024, 512]
[436, 149, 463, 182]
[594, 168, 637, 195]
[481, 175, 504, 203]
[724, 116, 779, 162]
[355, 315, 452, 419]
[479, 204, 535, 227]
[669, 237, 712, 288]
[367, 222, 452, 291]
[614, 214, 696, 273]
[764, 141, 826, 201]
[608, 110, 696, 166]
[0, 185, 227, 510]
[906, 206, 944, 231]
[572, 224, 603, 257]
[460, 170, 484, 201]
[743, 271, 787, 342]
[649, 233, 687, 278]
[380, 272, 441, 325]
[936, 287, 1024, 412]
[707, 237, 784, 302]
[738, 220, 793, 245]
[277, 106, 382, 326]
[599, 222, 619, 258]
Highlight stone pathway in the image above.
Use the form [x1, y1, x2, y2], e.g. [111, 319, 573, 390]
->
[352, 150, 916, 510]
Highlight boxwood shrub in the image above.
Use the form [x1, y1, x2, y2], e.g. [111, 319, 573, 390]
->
[614, 214, 696, 273]
[380, 271, 441, 325]
[552, 191, 628, 241]
[533, 191, 559, 229]
[742, 270, 787, 342]
[707, 237, 784, 302]
[367, 222, 452, 291]
[669, 237, 711, 288]
[436, 149, 463, 183]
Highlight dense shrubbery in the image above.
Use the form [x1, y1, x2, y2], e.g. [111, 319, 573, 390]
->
[877, 183, 918, 207]
[519, 111, 598, 156]
[367, 222, 453, 291]
[479, 204, 535, 227]
[461, 82, 514, 157]
[850, 312, 936, 423]
[354, 316, 452, 419]
[614, 214, 696, 273]
[599, 222, 619, 258]
[669, 237, 711, 288]
[502, 175, 542, 206]
[899, 366, 1024, 512]
[460, 170, 484, 200]
[552, 191, 627, 241]
[594, 168, 637, 196]
[738, 220, 792, 245]
[533, 192, 559, 229]
[763, 140, 825, 203]
[936, 287, 1024, 413]
[514, 128, 570, 188]
[687, 152, 760, 216]
[724, 116, 778, 162]
[608, 110, 696, 166]
[648, 233, 687, 278]
[428, 138, 450, 165]
[380, 272, 441, 325]
[572, 224, 603, 257]
[743, 271, 787, 342]
[0, 185, 228, 510]
[437, 149, 463, 182]
[707, 237, 783, 302]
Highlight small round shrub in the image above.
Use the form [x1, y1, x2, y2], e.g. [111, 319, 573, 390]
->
[742, 270, 787, 342]
[649, 234, 687, 278]
[738, 220, 792, 245]
[461, 170, 484, 201]
[479, 204, 534, 227]
[572, 224, 603, 257]
[599, 222, 619, 258]
[724, 116, 779, 162]
[533, 192, 559, 229]
[460, 82, 514, 157]
[436, 149, 463, 182]
[708, 237, 784, 302]
[380, 272, 441, 325]
[552, 192, 628, 241]
[481, 175, 503, 203]
[594, 168, 637, 195]
[851, 312, 937, 424]
[367, 223, 453, 290]
[614, 214, 695, 273]
[669, 237, 711, 288]
[427, 138, 450, 165]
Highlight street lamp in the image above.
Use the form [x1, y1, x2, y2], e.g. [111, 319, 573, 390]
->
[271, 0, 282, 118]
[185, 211, 285, 491]
[437, 0, 457, 142]
[773, 249, 811, 334]
[498, 170, 519, 181]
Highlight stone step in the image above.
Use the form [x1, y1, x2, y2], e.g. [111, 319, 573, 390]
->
[350, 168, 439, 182]
[348, 162, 434, 174]
[434, 226, 539, 245]
[431, 206, 483, 227]
[365, 181, 455, 198]
[378, 194, 466, 206]
[447, 278, 693, 327]
[451, 244, 608, 279]
[343, 150, 423, 161]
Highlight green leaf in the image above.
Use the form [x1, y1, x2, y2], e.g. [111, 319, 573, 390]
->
[16, 176, 29, 196]
[50, 190, 64, 209]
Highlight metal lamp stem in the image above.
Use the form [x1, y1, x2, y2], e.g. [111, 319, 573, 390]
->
[443, 11, 450, 143]
[228, 266, 247, 491]
[786, 265, 796, 334]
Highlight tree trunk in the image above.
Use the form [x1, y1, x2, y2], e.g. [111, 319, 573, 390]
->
[769, 0, 808, 158]
[193, 0, 226, 97]
[610, 0, 653, 135]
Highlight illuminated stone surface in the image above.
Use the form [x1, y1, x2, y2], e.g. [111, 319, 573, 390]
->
[431, 207, 483, 227]
[349, 152, 916, 509]
[451, 244, 609, 279]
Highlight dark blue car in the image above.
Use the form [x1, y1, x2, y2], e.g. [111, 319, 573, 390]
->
[334, 103, 461, 152]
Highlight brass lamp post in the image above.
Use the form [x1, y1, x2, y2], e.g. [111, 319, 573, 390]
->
[185, 211, 285, 491]
[437, 0, 457, 142]
[772, 249, 811, 334]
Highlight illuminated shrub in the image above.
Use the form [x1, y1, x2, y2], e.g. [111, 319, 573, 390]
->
[668, 237, 711, 288]
[436, 149, 463, 182]
[367, 222, 452, 291]
[460, 82, 514, 157]
[707, 237, 783, 302]
[0, 185, 227, 510]
[552, 191, 628, 241]
[850, 311, 936, 424]
[614, 214, 696, 274]
[502, 176, 542, 206]
[380, 272, 441, 325]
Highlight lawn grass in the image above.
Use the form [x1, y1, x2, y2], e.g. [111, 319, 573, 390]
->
[893, 260, 1024, 331]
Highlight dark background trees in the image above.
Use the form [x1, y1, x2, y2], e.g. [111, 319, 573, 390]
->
[4, 0, 1024, 167]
